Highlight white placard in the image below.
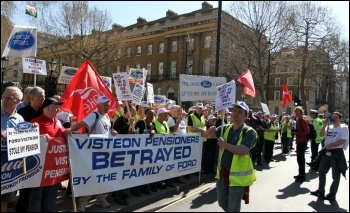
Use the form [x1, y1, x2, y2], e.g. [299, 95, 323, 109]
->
[261, 102, 270, 114]
[179, 74, 226, 101]
[6, 126, 40, 161]
[154, 95, 167, 107]
[147, 83, 155, 104]
[132, 82, 145, 105]
[215, 80, 236, 112]
[101, 76, 112, 91]
[113, 72, 132, 101]
[128, 68, 144, 84]
[22, 57, 47, 75]
[57, 66, 78, 84]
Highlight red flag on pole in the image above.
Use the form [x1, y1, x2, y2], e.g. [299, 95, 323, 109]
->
[237, 69, 255, 97]
[60, 60, 118, 132]
[281, 82, 292, 108]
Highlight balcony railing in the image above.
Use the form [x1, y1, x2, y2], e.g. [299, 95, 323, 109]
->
[146, 73, 227, 82]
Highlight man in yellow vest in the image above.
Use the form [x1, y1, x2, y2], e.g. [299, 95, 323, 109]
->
[187, 102, 207, 175]
[202, 101, 257, 212]
[307, 109, 324, 165]
[281, 115, 293, 155]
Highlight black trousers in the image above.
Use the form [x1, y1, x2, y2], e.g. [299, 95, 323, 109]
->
[296, 142, 307, 177]
[202, 140, 218, 174]
[264, 139, 275, 163]
[16, 188, 32, 212]
[310, 139, 320, 162]
[256, 136, 265, 163]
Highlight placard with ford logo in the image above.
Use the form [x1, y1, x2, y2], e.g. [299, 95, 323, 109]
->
[179, 74, 226, 101]
[57, 66, 78, 84]
[6, 123, 40, 161]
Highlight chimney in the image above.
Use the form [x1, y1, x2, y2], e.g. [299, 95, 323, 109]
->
[137, 17, 147, 24]
[202, 1, 213, 10]
[166, 9, 178, 17]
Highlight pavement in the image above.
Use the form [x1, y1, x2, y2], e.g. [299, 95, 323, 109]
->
[7, 173, 213, 212]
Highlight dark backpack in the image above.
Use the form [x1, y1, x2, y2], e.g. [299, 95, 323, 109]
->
[307, 122, 317, 140]
[301, 119, 316, 140]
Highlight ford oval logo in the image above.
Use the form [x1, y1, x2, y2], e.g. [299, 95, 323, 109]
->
[103, 79, 110, 87]
[201, 80, 212, 88]
[64, 68, 77, 76]
[130, 71, 143, 79]
[8, 31, 35, 50]
[15, 122, 32, 131]
[154, 96, 164, 104]
[1, 155, 41, 184]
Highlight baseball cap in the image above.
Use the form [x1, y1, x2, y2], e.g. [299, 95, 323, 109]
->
[188, 106, 195, 112]
[233, 101, 249, 114]
[310, 109, 318, 114]
[41, 97, 63, 109]
[167, 102, 180, 109]
[140, 101, 149, 108]
[182, 109, 188, 115]
[195, 102, 204, 108]
[97, 96, 110, 104]
[271, 114, 277, 118]
[157, 107, 169, 116]
[256, 111, 263, 114]
[225, 109, 231, 114]
[208, 114, 216, 120]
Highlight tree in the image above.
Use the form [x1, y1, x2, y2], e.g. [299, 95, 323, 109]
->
[225, 1, 292, 104]
[25, 1, 125, 76]
[288, 1, 343, 112]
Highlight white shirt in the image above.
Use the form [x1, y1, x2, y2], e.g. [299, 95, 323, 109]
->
[83, 111, 111, 135]
[324, 124, 349, 155]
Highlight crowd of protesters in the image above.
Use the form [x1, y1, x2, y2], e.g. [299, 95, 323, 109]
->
[1, 85, 348, 212]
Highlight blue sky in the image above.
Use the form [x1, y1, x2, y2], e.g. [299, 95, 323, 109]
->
[13, 1, 349, 40]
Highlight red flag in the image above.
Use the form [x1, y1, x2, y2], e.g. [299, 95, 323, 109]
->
[237, 69, 255, 97]
[60, 60, 118, 132]
[281, 82, 292, 108]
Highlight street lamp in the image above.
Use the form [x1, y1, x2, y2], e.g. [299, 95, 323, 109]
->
[49, 58, 57, 77]
[1, 56, 9, 92]
[184, 34, 190, 74]
[266, 40, 272, 105]
[45, 58, 58, 97]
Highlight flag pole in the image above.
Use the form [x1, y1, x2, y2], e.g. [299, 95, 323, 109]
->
[34, 57, 37, 86]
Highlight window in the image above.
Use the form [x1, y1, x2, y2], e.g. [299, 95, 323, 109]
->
[159, 42, 164, 53]
[187, 59, 193, 75]
[188, 38, 194, 50]
[126, 65, 130, 73]
[147, 44, 152, 55]
[136, 64, 140, 69]
[126, 47, 131, 57]
[146, 63, 152, 73]
[275, 78, 280, 86]
[204, 36, 211, 48]
[274, 106, 280, 116]
[171, 41, 178, 52]
[170, 61, 177, 79]
[158, 62, 163, 80]
[117, 48, 121, 58]
[274, 91, 280, 101]
[287, 77, 293, 86]
[136, 45, 141, 56]
[116, 66, 120, 72]
[203, 59, 210, 75]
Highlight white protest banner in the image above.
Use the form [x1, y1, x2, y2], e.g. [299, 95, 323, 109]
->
[128, 68, 144, 84]
[147, 83, 155, 104]
[57, 66, 78, 84]
[261, 102, 270, 114]
[154, 95, 167, 107]
[179, 74, 226, 101]
[113, 72, 132, 101]
[215, 80, 236, 112]
[6, 126, 40, 161]
[131, 82, 144, 105]
[1, 137, 69, 194]
[22, 57, 47, 75]
[101, 76, 112, 91]
[68, 133, 202, 197]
